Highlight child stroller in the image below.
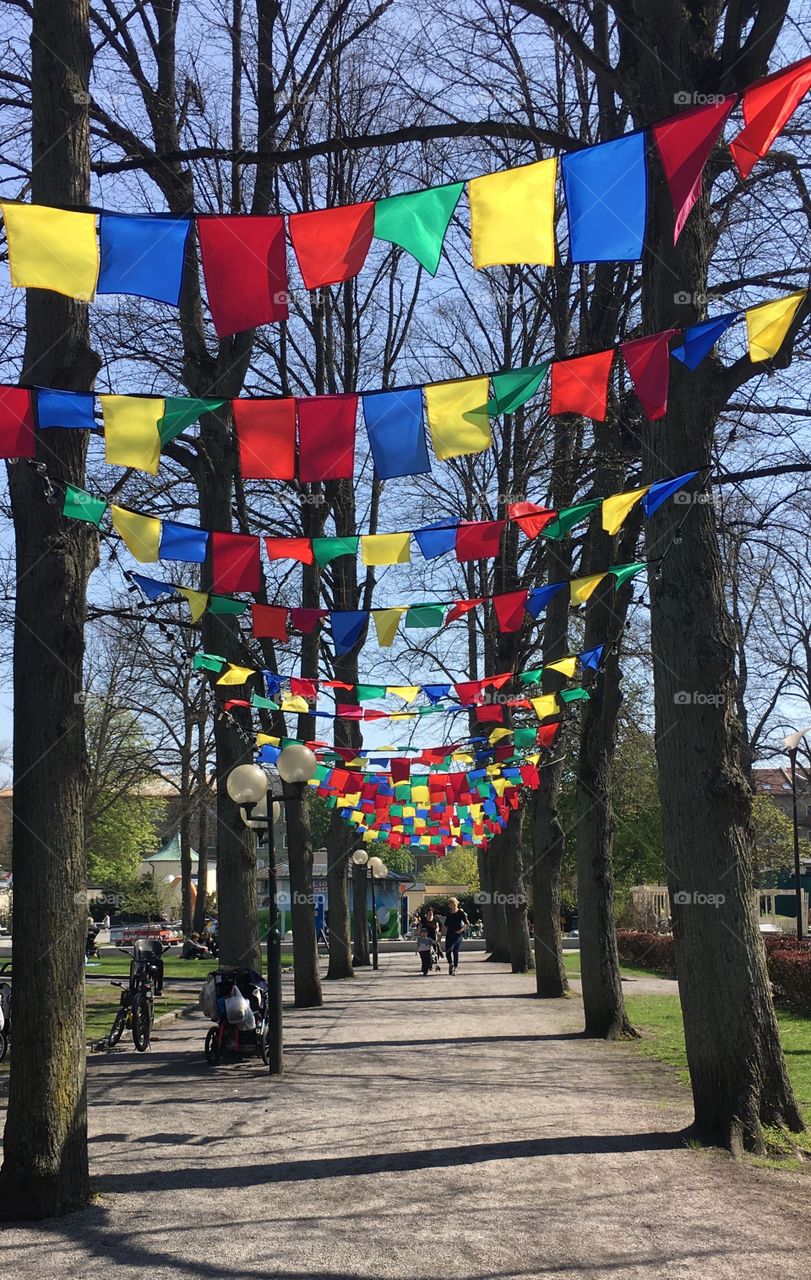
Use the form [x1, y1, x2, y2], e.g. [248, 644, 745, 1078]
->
[0, 963, 10, 1062]
[200, 967, 269, 1065]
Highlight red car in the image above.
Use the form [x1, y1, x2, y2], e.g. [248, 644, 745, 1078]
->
[121, 922, 181, 946]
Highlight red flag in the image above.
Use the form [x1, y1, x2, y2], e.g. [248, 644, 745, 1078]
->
[290, 607, 327, 634]
[476, 704, 505, 724]
[0, 387, 35, 459]
[621, 329, 679, 420]
[297, 394, 357, 481]
[455, 520, 505, 561]
[454, 680, 482, 704]
[289, 678, 317, 699]
[289, 202, 375, 290]
[233, 398, 296, 480]
[507, 500, 556, 539]
[549, 350, 614, 420]
[481, 673, 511, 689]
[211, 531, 261, 592]
[493, 590, 529, 633]
[536, 722, 561, 749]
[336, 704, 363, 719]
[730, 55, 811, 179]
[265, 536, 314, 564]
[322, 680, 353, 690]
[652, 96, 737, 242]
[251, 603, 288, 641]
[445, 599, 482, 624]
[520, 764, 540, 788]
[390, 758, 411, 783]
[197, 215, 288, 336]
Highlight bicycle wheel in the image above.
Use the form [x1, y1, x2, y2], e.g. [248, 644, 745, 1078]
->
[0, 1029, 7, 1062]
[205, 1025, 223, 1065]
[132, 995, 151, 1052]
[257, 1018, 270, 1065]
[108, 1007, 127, 1047]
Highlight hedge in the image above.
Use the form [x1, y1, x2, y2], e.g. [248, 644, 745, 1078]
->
[615, 929, 811, 1014]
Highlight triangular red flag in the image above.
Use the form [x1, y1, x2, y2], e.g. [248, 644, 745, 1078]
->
[493, 590, 529, 633]
[652, 96, 737, 242]
[549, 350, 614, 421]
[290, 607, 327, 634]
[730, 55, 811, 179]
[289, 202, 375, 290]
[621, 329, 679, 420]
[507, 501, 557, 539]
[445, 599, 482, 624]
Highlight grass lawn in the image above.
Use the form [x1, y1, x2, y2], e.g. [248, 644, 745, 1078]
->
[85, 988, 191, 1043]
[87, 953, 294, 980]
[562, 951, 672, 982]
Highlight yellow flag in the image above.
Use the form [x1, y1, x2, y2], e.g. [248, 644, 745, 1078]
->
[111, 505, 161, 562]
[468, 158, 557, 269]
[179, 587, 208, 622]
[388, 686, 420, 703]
[601, 486, 649, 536]
[402, 805, 416, 818]
[256, 733, 280, 746]
[411, 785, 430, 804]
[362, 829, 377, 843]
[390, 711, 417, 720]
[492, 777, 508, 796]
[361, 532, 411, 565]
[217, 664, 256, 685]
[419, 835, 431, 846]
[746, 291, 806, 362]
[281, 693, 310, 713]
[424, 377, 492, 460]
[373, 608, 405, 647]
[2, 203, 99, 300]
[546, 656, 577, 678]
[102, 395, 164, 475]
[531, 693, 559, 720]
[489, 727, 513, 744]
[570, 573, 605, 604]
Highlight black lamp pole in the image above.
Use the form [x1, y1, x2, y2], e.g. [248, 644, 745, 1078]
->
[246, 795, 283, 1075]
[789, 747, 803, 941]
[369, 869, 379, 971]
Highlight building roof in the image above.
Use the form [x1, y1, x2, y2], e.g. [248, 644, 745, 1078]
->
[753, 766, 810, 794]
[142, 832, 198, 863]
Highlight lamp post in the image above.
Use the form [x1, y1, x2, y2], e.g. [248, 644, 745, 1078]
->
[227, 745, 317, 1075]
[351, 849, 388, 970]
[784, 726, 811, 940]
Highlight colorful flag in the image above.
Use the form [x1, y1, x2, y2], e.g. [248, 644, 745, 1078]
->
[562, 134, 647, 262]
[373, 183, 463, 274]
[289, 203, 375, 290]
[217, 664, 257, 686]
[549, 350, 614, 420]
[745, 291, 806, 361]
[179, 588, 209, 622]
[129, 573, 174, 601]
[111, 505, 161, 562]
[642, 471, 699, 516]
[265, 537, 314, 564]
[547, 656, 577, 678]
[425, 377, 491, 459]
[331, 610, 368, 656]
[543, 500, 600, 540]
[297, 394, 357, 481]
[0, 386, 36, 458]
[652, 97, 737, 242]
[159, 521, 209, 563]
[494, 590, 529, 633]
[469, 158, 557, 268]
[388, 686, 420, 703]
[197, 214, 288, 336]
[97, 213, 191, 305]
[158, 397, 225, 446]
[609, 561, 646, 588]
[405, 603, 446, 628]
[455, 520, 504, 561]
[671, 314, 738, 369]
[507, 501, 556, 539]
[2, 203, 99, 299]
[252, 604, 289, 640]
[362, 387, 430, 479]
[570, 573, 605, 604]
[579, 645, 604, 670]
[413, 519, 458, 559]
[232, 398, 296, 480]
[730, 55, 811, 178]
[361, 532, 411, 566]
[210, 530, 261, 592]
[487, 363, 550, 415]
[531, 694, 559, 721]
[63, 484, 105, 526]
[525, 582, 567, 617]
[445, 598, 481, 624]
[36, 388, 95, 430]
[102, 395, 163, 474]
[601, 487, 649, 535]
[312, 536, 360, 566]
[290, 607, 327, 633]
[621, 330, 678, 419]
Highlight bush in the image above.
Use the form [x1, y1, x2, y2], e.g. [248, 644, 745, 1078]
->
[767, 948, 811, 1014]
[615, 930, 677, 976]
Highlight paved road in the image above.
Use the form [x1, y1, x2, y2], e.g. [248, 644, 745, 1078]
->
[1, 953, 809, 1279]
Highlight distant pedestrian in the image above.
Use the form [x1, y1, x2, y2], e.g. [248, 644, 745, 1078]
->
[444, 897, 470, 975]
[415, 907, 440, 975]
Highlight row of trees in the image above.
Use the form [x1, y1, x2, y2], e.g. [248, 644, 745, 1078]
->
[0, 0, 810, 1217]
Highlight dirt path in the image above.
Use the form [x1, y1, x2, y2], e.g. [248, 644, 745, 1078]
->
[1, 953, 808, 1279]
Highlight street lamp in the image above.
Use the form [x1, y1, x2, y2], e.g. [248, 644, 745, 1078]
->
[227, 746, 316, 1075]
[351, 849, 388, 970]
[784, 725, 811, 940]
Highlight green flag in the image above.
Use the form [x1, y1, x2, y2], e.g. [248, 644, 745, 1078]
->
[559, 687, 590, 703]
[193, 652, 226, 673]
[159, 397, 226, 447]
[62, 484, 106, 526]
[251, 690, 280, 710]
[542, 499, 601, 540]
[356, 684, 387, 702]
[517, 667, 544, 686]
[373, 182, 464, 275]
[405, 603, 446, 628]
[487, 363, 550, 415]
[312, 536, 360, 567]
[513, 727, 537, 747]
[610, 561, 646, 588]
[208, 595, 248, 616]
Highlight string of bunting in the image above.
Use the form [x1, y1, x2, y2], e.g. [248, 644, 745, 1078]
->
[0, 288, 803, 477]
[1, 56, 809, 331]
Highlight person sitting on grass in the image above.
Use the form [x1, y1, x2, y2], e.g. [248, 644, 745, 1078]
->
[182, 932, 208, 960]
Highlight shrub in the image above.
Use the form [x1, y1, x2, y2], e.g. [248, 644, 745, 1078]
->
[767, 949, 811, 1014]
[615, 930, 677, 976]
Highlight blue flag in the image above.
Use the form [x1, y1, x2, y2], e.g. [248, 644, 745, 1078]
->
[159, 520, 209, 563]
[330, 610, 368, 656]
[562, 133, 647, 262]
[36, 387, 96, 429]
[98, 213, 192, 306]
[363, 387, 431, 479]
[671, 314, 739, 369]
[525, 581, 567, 618]
[414, 518, 459, 559]
[642, 470, 700, 516]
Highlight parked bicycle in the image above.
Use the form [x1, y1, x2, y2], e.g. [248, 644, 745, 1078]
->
[0, 962, 11, 1062]
[108, 940, 173, 1052]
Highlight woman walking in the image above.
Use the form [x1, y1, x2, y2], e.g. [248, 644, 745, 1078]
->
[443, 897, 470, 975]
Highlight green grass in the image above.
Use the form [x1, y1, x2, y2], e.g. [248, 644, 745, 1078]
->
[87, 953, 294, 980]
[84, 989, 192, 1042]
[562, 951, 673, 982]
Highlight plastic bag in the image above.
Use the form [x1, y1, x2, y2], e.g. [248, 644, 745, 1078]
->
[225, 992, 250, 1024]
[200, 978, 218, 1021]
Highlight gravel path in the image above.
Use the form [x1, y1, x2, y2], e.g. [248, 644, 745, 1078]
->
[1, 952, 808, 1279]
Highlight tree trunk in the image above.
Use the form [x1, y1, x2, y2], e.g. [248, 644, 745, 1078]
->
[0, 0, 98, 1220]
[326, 810, 354, 979]
[352, 861, 370, 967]
[500, 809, 533, 972]
[483, 835, 512, 963]
[620, 5, 803, 1147]
[192, 726, 209, 935]
[283, 781, 322, 1007]
[179, 745, 193, 936]
[532, 787, 569, 997]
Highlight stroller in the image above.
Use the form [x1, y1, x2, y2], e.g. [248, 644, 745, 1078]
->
[200, 967, 269, 1065]
[0, 963, 10, 1062]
